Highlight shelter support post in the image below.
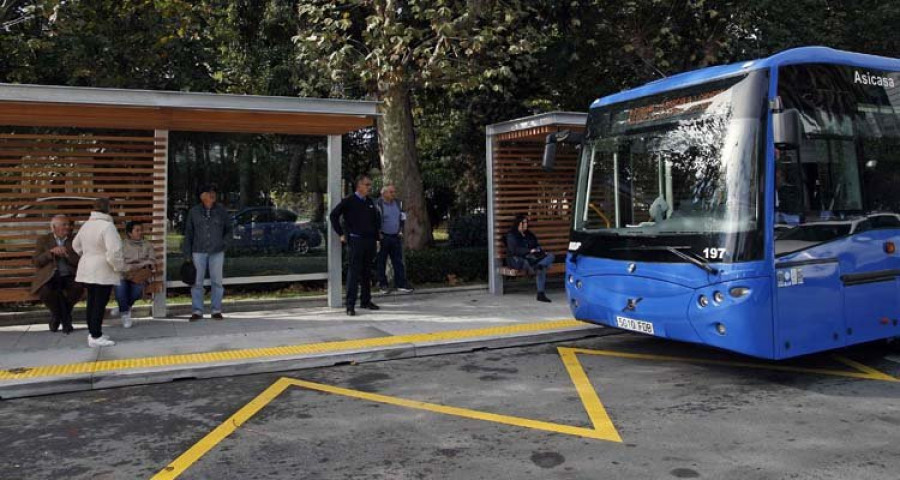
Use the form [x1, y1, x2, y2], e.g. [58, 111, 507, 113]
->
[327, 135, 343, 308]
[152, 129, 169, 318]
[487, 133, 503, 295]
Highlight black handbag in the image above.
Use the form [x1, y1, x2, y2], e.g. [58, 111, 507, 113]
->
[180, 260, 197, 285]
[525, 250, 547, 265]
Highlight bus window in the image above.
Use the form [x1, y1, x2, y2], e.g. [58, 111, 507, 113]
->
[775, 64, 900, 254]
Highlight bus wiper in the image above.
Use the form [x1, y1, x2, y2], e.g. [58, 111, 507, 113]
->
[614, 245, 719, 275]
[664, 246, 719, 275]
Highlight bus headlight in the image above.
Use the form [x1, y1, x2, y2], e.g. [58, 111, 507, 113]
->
[568, 275, 575, 284]
[698, 295, 709, 308]
[713, 291, 725, 304]
[576, 280, 583, 289]
[715, 323, 727, 335]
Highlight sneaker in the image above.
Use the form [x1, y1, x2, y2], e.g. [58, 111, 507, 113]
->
[397, 287, 414, 294]
[121, 311, 133, 329]
[380, 286, 392, 295]
[189, 313, 202, 322]
[211, 312, 224, 320]
[88, 335, 115, 348]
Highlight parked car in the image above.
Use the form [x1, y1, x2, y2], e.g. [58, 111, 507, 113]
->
[775, 213, 900, 255]
[231, 207, 322, 254]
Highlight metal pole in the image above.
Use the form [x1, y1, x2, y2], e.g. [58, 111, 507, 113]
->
[152, 129, 169, 318]
[486, 133, 501, 295]
[327, 135, 343, 308]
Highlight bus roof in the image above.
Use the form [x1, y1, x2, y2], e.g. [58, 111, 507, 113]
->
[591, 46, 900, 109]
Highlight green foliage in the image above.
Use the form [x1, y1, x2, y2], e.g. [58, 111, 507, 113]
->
[405, 247, 488, 284]
[448, 214, 487, 248]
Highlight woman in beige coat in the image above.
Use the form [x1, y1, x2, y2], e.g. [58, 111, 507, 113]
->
[115, 221, 156, 328]
[73, 198, 124, 348]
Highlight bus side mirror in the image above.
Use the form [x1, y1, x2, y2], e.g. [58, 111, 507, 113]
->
[542, 130, 584, 171]
[773, 109, 801, 149]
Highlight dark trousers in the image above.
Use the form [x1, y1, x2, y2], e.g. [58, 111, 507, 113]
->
[85, 284, 112, 339]
[39, 275, 82, 330]
[376, 234, 408, 289]
[346, 237, 376, 308]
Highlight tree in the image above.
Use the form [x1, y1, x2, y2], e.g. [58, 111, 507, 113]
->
[294, 0, 550, 249]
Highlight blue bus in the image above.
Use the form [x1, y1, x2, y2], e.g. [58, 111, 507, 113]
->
[549, 47, 900, 359]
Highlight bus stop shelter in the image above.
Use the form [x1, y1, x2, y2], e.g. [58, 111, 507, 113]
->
[486, 112, 586, 294]
[0, 83, 379, 314]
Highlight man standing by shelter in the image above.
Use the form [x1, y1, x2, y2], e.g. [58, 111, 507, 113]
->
[375, 184, 413, 294]
[183, 184, 231, 321]
[329, 175, 381, 316]
[31, 215, 83, 334]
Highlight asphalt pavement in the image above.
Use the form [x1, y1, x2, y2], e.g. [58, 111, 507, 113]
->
[2, 333, 898, 480]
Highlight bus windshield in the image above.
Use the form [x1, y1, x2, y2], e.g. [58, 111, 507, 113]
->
[573, 71, 766, 263]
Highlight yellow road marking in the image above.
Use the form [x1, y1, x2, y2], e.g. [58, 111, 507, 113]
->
[152, 378, 293, 480]
[151, 344, 898, 479]
[0, 319, 584, 381]
[567, 348, 899, 382]
[557, 347, 622, 442]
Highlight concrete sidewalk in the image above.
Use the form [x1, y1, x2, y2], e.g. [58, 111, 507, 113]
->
[0, 289, 604, 399]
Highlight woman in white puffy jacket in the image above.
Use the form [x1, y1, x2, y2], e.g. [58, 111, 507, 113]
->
[73, 198, 124, 348]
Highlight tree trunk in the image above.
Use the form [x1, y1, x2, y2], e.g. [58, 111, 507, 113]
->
[377, 83, 433, 249]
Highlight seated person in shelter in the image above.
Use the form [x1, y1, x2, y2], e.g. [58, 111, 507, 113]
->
[505, 214, 555, 303]
[31, 215, 83, 334]
[115, 220, 157, 329]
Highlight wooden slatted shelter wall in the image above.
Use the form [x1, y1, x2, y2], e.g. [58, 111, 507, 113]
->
[492, 126, 583, 266]
[0, 131, 166, 304]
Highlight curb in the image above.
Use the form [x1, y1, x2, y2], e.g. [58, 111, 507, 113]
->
[0, 325, 606, 400]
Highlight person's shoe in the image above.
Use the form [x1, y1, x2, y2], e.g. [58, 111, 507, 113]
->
[88, 335, 115, 348]
[189, 313, 202, 322]
[397, 287, 414, 294]
[49, 317, 60, 332]
[211, 312, 224, 321]
[61, 323, 74, 335]
[121, 311, 133, 329]
[537, 292, 552, 303]
[346, 307, 356, 316]
[380, 286, 392, 295]
[360, 302, 380, 310]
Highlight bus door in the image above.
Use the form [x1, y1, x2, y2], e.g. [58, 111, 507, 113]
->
[773, 145, 846, 357]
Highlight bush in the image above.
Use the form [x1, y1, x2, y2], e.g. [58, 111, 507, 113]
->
[448, 214, 487, 247]
[405, 247, 488, 285]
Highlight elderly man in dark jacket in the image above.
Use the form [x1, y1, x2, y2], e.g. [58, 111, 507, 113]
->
[32, 215, 83, 333]
[183, 184, 232, 321]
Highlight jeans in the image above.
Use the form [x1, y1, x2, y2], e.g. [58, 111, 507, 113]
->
[192, 251, 225, 314]
[376, 234, 408, 289]
[85, 283, 112, 339]
[346, 237, 376, 308]
[115, 280, 145, 313]
[509, 253, 555, 293]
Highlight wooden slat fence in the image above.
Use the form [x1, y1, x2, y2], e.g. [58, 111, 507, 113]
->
[492, 128, 584, 267]
[0, 131, 166, 304]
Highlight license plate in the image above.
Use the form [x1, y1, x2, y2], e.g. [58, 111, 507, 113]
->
[615, 316, 654, 335]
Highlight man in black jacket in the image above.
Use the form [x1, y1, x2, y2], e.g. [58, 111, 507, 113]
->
[329, 175, 381, 316]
